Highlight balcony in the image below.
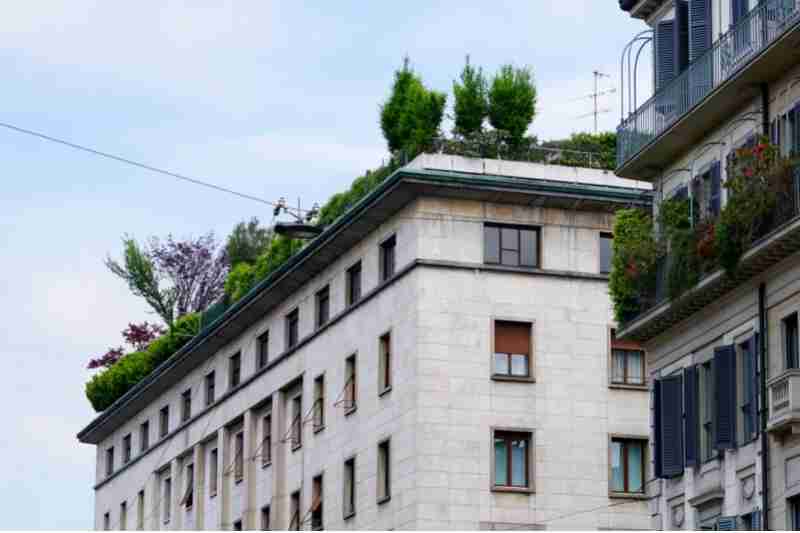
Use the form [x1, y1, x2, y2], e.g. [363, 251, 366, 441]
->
[767, 369, 800, 435]
[617, 0, 800, 179]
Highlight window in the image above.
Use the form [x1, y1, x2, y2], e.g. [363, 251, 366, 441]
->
[785, 313, 799, 369]
[205, 371, 216, 406]
[599, 233, 613, 274]
[257, 331, 269, 369]
[791, 495, 800, 530]
[106, 446, 114, 477]
[691, 162, 722, 223]
[316, 286, 330, 329]
[379, 332, 392, 394]
[740, 511, 761, 531]
[484, 224, 539, 268]
[234, 432, 244, 483]
[229, 352, 241, 389]
[610, 330, 645, 386]
[286, 308, 299, 349]
[289, 490, 301, 531]
[159, 406, 169, 438]
[493, 321, 532, 379]
[610, 438, 645, 494]
[493, 430, 532, 490]
[311, 474, 324, 530]
[123, 434, 132, 464]
[137, 490, 144, 530]
[181, 389, 192, 423]
[343, 457, 356, 519]
[344, 354, 357, 413]
[260, 506, 270, 531]
[377, 440, 391, 503]
[120, 501, 127, 531]
[140, 421, 150, 453]
[262, 414, 272, 466]
[291, 395, 303, 449]
[313, 375, 325, 431]
[737, 338, 758, 445]
[103, 512, 110, 531]
[380, 235, 396, 282]
[181, 463, 194, 509]
[209, 448, 218, 497]
[346, 262, 362, 306]
[163, 477, 172, 524]
[233, 520, 242, 531]
[699, 361, 716, 462]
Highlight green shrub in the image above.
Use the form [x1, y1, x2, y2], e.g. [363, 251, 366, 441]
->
[609, 208, 658, 323]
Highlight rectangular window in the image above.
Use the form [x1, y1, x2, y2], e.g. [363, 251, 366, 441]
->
[291, 395, 303, 449]
[316, 286, 330, 329]
[484, 224, 539, 268]
[106, 447, 114, 477]
[345, 354, 357, 413]
[262, 414, 272, 466]
[737, 339, 757, 445]
[785, 313, 799, 369]
[104, 512, 110, 531]
[205, 371, 216, 406]
[181, 463, 194, 509]
[791, 495, 800, 530]
[140, 421, 150, 453]
[229, 352, 242, 389]
[137, 490, 144, 530]
[699, 361, 716, 462]
[610, 329, 645, 386]
[286, 308, 299, 349]
[289, 490, 301, 531]
[123, 434, 132, 464]
[257, 331, 269, 369]
[610, 438, 645, 494]
[380, 235, 396, 282]
[234, 432, 244, 482]
[379, 333, 392, 394]
[343, 457, 356, 519]
[493, 321, 532, 379]
[120, 501, 127, 531]
[159, 406, 169, 438]
[313, 375, 325, 431]
[599, 233, 613, 274]
[493, 430, 532, 490]
[346, 262, 362, 306]
[377, 440, 391, 503]
[209, 448, 218, 497]
[260, 506, 270, 531]
[181, 389, 192, 423]
[311, 474, 323, 530]
[163, 477, 172, 524]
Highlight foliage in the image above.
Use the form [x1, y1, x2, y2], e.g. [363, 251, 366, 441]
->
[107, 233, 229, 325]
[488, 65, 537, 145]
[380, 57, 446, 158]
[87, 322, 165, 369]
[453, 56, 488, 138]
[609, 208, 658, 323]
[226, 217, 273, 267]
[85, 313, 200, 412]
[542, 132, 617, 171]
[225, 235, 304, 302]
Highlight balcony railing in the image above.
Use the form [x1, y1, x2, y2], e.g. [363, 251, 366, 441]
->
[767, 369, 800, 434]
[617, 0, 800, 169]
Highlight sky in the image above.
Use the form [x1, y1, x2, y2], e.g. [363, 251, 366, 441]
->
[0, 2, 650, 529]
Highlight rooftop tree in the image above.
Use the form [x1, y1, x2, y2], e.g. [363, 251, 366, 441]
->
[453, 56, 488, 138]
[488, 65, 537, 145]
[226, 217, 273, 267]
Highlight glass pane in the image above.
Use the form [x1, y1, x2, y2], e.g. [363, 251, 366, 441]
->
[494, 438, 507, 486]
[494, 353, 510, 375]
[628, 351, 644, 384]
[484, 226, 500, 263]
[501, 249, 520, 266]
[628, 442, 643, 493]
[501, 228, 519, 251]
[612, 350, 625, 383]
[511, 354, 528, 376]
[511, 438, 527, 487]
[520, 229, 538, 267]
[600, 235, 613, 273]
[610, 441, 624, 492]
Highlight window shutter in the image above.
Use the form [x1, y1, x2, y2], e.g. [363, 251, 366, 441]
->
[656, 20, 677, 90]
[714, 345, 737, 449]
[675, 1, 690, 74]
[689, 0, 712, 61]
[684, 366, 699, 466]
[793, 104, 800, 155]
[653, 380, 663, 478]
[731, 0, 747, 25]
[660, 374, 685, 477]
[717, 516, 738, 530]
[495, 322, 530, 354]
[749, 333, 760, 432]
[710, 161, 722, 216]
[752, 510, 762, 530]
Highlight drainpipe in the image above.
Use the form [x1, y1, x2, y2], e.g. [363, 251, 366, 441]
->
[759, 282, 770, 530]
[761, 83, 770, 137]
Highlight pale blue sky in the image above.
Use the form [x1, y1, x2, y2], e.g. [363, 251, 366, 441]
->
[0, 2, 648, 528]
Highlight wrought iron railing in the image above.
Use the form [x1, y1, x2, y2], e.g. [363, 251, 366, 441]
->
[617, 0, 800, 168]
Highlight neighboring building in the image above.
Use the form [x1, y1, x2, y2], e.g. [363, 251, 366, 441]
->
[78, 154, 652, 530]
[617, 0, 800, 530]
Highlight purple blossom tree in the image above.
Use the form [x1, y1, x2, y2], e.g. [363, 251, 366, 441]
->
[86, 321, 167, 369]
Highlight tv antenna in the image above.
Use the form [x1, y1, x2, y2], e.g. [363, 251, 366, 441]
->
[572, 71, 616, 133]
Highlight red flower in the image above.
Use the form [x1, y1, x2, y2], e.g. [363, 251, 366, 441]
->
[744, 167, 754, 177]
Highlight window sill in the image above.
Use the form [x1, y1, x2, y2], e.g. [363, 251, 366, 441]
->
[344, 405, 358, 417]
[343, 511, 356, 521]
[491, 375, 536, 384]
[379, 386, 392, 397]
[313, 425, 325, 434]
[609, 383, 648, 391]
[235, 478, 243, 485]
[291, 443, 302, 452]
[377, 494, 391, 505]
[491, 486, 534, 494]
[609, 491, 648, 500]
[261, 461, 272, 469]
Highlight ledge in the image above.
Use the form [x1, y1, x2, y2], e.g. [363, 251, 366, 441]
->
[609, 491, 649, 500]
[491, 486, 535, 495]
[609, 383, 648, 391]
[491, 375, 536, 384]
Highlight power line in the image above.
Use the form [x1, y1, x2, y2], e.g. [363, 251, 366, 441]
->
[0, 120, 310, 212]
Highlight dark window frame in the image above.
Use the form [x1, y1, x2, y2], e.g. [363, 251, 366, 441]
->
[291, 395, 303, 450]
[344, 354, 357, 415]
[785, 312, 799, 370]
[229, 352, 242, 390]
[106, 446, 114, 477]
[159, 406, 169, 439]
[316, 286, 330, 329]
[140, 421, 150, 453]
[209, 448, 218, 498]
[233, 431, 244, 483]
[181, 389, 192, 423]
[289, 490, 301, 531]
[611, 348, 646, 386]
[346, 261, 362, 306]
[262, 413, 272, 467]
[123, 434, 132, 464]
[257, 331, 269, 370]
[343, 456, 356, 519]
[492, 320, 533, 381]
[380, 234, 396, 282]
[609, 437, 647, 495]
[286, 308, 300, 350]
[260, 505, 270, 531]
[483, 223, 540, 268]
[379, 332, 392, 395]
[492, 429, 533, 492]
[313, 374, 325, 432]
[205, 371, 216, 407]
[311, 473, 324, 530]
[377, 439, 391, 504]
[599, 232, 614, 274]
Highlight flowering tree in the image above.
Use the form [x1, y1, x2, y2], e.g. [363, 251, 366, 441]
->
[87, 322, 165, 369]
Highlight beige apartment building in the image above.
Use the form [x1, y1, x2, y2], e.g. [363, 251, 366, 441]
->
[78, 154, 652, 530]
[617, 0, 800, 529]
